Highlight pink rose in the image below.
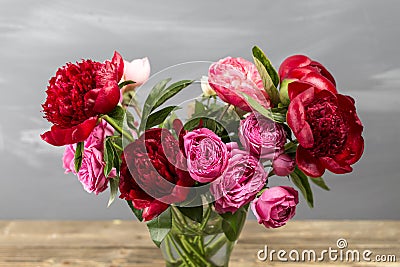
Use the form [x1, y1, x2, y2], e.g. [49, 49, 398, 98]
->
[239, 113, 286, 159]
[63, 121, 115, 195]
[272, 153, 295, 176]
[184, 128, 229, 183]
[208, 57, 271, 112]
[251, 186, 298, 229]
[211, 149, 268, 214]
[121, 57, 150, 93]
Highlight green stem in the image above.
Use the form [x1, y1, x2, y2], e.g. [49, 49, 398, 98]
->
[205, 234, 227, 258]
[217, 104, 230, 121]
[167, 235, 194, 267]
[102, 115, 134, 142]
[179, 236, 212, 267]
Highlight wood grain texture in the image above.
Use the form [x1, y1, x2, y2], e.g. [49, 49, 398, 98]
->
[0, 221, 399, 266]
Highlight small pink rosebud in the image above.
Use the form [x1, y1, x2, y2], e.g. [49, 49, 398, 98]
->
[122, 57, 150, 92]
[272, 153, 295, 176]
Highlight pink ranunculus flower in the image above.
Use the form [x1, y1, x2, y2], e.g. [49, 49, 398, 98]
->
[121, 57, 150, 93]
[251, 186, 298, 229]
[211, 149, 268, 214]
[239, 113, 286, 159]
[208, 57, 271, 112]
[272, 153, 295, 176]
[184, 128, 229, 183]
[63, 120, 115, 195]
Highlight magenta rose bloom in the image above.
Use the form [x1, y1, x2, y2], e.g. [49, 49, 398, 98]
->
[211, 149, 268, 214]
[41, 52, 124, 146]
[287, 85, 364, 177]
[272, 153, 295, 176]
[279, 54, 337, 94]
[119, 128, 195, 221]
[239, 113, 286, 159]
[184, 128, 229, 183]
[63, 120, 115, 195]
[251, 186, 298, 229]
[208, 57, 271, 112]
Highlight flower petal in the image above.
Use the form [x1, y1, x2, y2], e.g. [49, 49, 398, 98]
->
[319, 157, 352, 174]
[310, 60, 336, 86]
[302, 72, 337, 94]
[296, 146, 325, 177]
[112, 51, 124, 82]
[41, 117, 98, 146]
[85, 81, 120, 114]
[141, 200, 169, 222]
[278, 55, 311, 81]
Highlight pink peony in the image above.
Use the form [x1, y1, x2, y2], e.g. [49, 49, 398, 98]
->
[239, 113, 286, 159]
[63, 120, 115, 195]
[272, 153, 295, 176]
[121, 57, 150, 93]
[184, 128, 229, 183]
[208, 57, 271, 112]
[211, 149, 268, 214]
[251, 186, 298, 229]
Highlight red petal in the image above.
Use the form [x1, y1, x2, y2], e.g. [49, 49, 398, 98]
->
[41, 117, 98, 146]
[296, 146, 325, 177]
[85, 81, 120, 114]
[302, 72, 337, 94]
[310, 60, 336, 86]
[112, 51, 124, 82]
[141, 200, 169, 221]
[278, 55, 311, 81]
[288, 81, 313, 100]
[319, 157, 352, 174]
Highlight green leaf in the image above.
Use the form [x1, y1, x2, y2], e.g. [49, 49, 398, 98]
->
[74, 142, 84, 173]
[252, 46, 280, 106]
[220, 207, 248, 242]
[284, 141, 298, 154]
[103, 138, 115, 177]
[107, 105, 125, 128]
[107, 175, 119, 207]
[252, 46, 280, 87]
[240, 93, 286, 123]
[145, 106, 180, 130]
[290, 167, 314, 208]
[118, 80, 135, 89]
[146, 207, 172, 247]
[125, 110, 136, 130]
[127, 200, 143, 222]
[178, 206, 203, 224]
[310, 176, 330, 191]
[194, 100, 206, 114]
[139, 78, 171, 133]
[153, 80, 193, 111]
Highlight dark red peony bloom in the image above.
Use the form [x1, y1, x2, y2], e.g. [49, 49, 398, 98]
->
[287, 85, 364, 177]
[119, 128, 195, 221]
[41, 52, 124, 146]
[279, 55, 337, 95]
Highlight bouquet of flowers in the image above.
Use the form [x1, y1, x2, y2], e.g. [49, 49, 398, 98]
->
[41, 46, 364, 267]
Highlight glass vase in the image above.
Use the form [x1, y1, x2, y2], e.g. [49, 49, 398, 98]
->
[160, 206, 246, 267]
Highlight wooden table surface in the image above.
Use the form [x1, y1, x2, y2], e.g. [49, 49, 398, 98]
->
[0, 220, 399, 266]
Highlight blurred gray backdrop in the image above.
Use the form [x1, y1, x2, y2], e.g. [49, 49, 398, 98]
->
[0, 0, 399, 220]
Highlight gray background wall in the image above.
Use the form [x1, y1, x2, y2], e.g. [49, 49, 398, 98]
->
[0, 0, 399, 220]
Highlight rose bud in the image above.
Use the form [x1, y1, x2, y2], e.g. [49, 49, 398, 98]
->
[184, 128, 229, 183]
[211, 149, 268, 214]
[41, 52, 123, 146]
[121, 57, 150, 93]
[251, 186, 298, 229]
[272, 153, 295, 176]
[200, 76, 216, 97]
[239, 113, 286, 159]
[278, 55, 337, 98]
[208, 57, 271, 112]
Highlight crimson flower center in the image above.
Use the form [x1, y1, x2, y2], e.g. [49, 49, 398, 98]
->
[306, 98, 348, 157]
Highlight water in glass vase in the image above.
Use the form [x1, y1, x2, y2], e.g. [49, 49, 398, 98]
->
[160, 206, 246, 267]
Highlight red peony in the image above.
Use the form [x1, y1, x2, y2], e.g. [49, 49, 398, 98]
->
[279, 55, 337, 95]
[119, 128, 195, 221]
[287, 85, 364, 177]
[41, 52, 124, 146]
